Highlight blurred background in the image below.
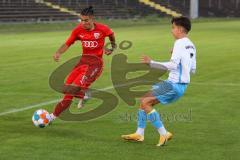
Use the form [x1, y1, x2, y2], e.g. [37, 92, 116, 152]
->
[0, 0, 239, 23]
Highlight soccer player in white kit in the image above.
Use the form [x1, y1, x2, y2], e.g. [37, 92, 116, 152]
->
[122, 17, 196, 147]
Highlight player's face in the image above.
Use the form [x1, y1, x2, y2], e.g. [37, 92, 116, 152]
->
[80, 15, 94, 30]
[171, 23, 180, 39]
[171, 23, 185, 39]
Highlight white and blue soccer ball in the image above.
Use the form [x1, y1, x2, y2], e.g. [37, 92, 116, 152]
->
[32, 109, 51, 128]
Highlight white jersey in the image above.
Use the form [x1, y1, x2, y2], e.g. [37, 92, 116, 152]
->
[150, 37, 196, 84]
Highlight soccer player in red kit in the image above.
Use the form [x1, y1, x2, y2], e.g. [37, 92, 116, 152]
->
[49, 6, 116, 121]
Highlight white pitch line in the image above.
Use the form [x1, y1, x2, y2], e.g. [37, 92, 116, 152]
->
[0, 82, 137, 117]
[0, 99, 59, 116]
[0, 81, 239, 117]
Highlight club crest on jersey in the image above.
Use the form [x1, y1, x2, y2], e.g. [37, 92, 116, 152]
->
[94, 33, 100, 39]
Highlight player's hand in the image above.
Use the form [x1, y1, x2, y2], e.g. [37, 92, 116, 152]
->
[141, 55, 152, 64]
[53, 52, 61, 62]
[170, 48, 173, 54]
[104, 49, 113, 55]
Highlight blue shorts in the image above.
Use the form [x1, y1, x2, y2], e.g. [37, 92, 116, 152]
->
[152, 80, 188, 104]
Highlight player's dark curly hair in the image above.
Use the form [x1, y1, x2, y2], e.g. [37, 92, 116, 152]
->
[171, 16, 191, 33]
[81, 6, 94, 16]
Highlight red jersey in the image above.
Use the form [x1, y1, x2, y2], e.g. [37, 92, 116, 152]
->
[65, 22, 113, 58]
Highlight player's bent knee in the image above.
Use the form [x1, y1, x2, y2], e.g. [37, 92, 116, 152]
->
[140, 103, 152, 113]
[71, 87, 81, 95]
[63, 85, 81, 95]
[140, 97, 151, 109]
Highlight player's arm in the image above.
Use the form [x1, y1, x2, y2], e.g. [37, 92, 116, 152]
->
[141, 41, 182, 70]
[141, 55, 177, 70]
[53, 28, 78, 62]
[150, 60, 178, 70]
[103, 25, 116, 55]
[53, 44, 69, 62]
[105, 33, 116, 55]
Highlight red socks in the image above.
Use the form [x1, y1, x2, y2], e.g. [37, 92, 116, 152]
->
[53, 94, 73, 117]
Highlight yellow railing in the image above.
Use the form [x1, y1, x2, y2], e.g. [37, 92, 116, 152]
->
[35, 0, 79, 16]
[139, 0, 182, 17]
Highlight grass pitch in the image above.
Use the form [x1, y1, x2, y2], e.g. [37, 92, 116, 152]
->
[0, 18, 240, 160]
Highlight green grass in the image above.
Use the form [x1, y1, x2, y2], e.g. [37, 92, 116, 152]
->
[0, 18, 240, 160]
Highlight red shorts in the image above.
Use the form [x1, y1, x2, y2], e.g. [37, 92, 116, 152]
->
[65, 54, 103, 91]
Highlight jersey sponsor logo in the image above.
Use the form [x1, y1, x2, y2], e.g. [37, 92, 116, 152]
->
[82, 41, 98, 48]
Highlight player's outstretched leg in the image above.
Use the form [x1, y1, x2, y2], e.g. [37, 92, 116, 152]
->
[147, 108, 173, 146]
[49, 94, 74, 122]
[121, 92, 173, 146]
[121, 109, 146, 142]
[140, 92, 173, 146]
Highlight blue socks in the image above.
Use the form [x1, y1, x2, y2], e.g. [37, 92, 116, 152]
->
[137, 109, 147, 129]
[137, 109, 164, 129]
[136, 109, 166, 136]
[147, 109, 164, 129]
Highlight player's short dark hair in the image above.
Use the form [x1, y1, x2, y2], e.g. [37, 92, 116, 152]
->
[171, 16, 191, 33]
[81, 6, 94, 16]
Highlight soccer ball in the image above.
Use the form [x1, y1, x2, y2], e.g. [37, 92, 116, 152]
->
[32, 109, 51, 128]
